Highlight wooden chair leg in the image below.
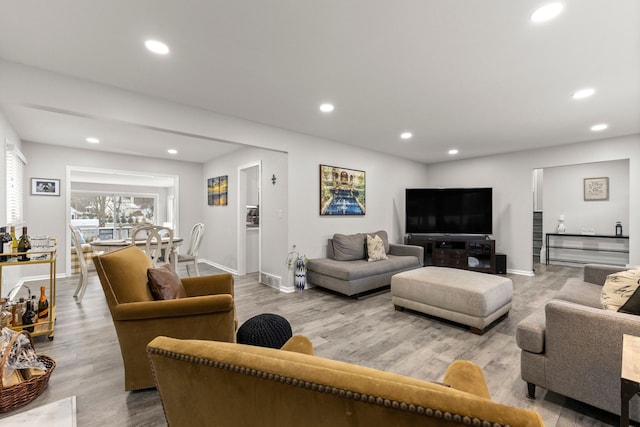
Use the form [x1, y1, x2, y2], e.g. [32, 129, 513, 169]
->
[193, 260, 200, 277]
[73, 273, 83, 297]
[75, 271, 88, 303]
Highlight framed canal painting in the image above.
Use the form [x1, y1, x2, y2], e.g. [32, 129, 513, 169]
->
[319, 164, 366, 215]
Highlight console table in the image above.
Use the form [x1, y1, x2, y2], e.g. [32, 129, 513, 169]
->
[545, 233, 629, 266]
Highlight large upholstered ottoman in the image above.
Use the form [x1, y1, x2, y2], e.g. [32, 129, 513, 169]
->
[391, 267, 513, 334]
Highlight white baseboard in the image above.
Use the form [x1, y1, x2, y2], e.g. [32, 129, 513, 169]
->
[508, 269, 535, 277]
[198, 259, 238, 276]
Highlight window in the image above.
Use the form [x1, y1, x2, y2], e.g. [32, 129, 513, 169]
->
[5, 142, 26, 225]
[70, 192, 157, 240]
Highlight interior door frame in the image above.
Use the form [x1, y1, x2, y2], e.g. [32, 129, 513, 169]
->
[236, 161, 261, 276]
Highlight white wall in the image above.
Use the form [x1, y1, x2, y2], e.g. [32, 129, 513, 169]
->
[9, 63, 638, 285]
[543, 160, 629, 236]
[203, 138, 430, 291]
[426, 134, 640, 273]
[203, 146, 288, 286]
[287, 135, 430, 259]
[2, 141, 203, 286]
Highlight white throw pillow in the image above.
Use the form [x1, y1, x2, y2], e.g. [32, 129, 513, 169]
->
[601, 269, 640, 311]
[366, 234, 388, 262]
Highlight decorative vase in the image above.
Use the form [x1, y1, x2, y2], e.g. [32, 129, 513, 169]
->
[556, 215, 566, 234]
[294, 259, 306, 292]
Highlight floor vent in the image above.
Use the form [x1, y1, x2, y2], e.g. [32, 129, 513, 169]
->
[260, 272, 282, 289]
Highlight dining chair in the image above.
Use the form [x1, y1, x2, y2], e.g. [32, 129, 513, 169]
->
[177, 223, 205, 276]
[69, 225, 89, 303]
[132, 225, 174, 267]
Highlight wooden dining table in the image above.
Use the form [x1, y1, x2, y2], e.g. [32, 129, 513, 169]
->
[90, 237, 183, 269]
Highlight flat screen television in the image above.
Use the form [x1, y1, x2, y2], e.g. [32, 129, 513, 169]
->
[405, 188, 493, 235]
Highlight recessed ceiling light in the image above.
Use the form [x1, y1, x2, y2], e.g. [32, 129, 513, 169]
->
[590, 123, 608, 132]
[448, 149, 459, 155]
[167, 149, 178, 154]
[86, 137, 100, 144]
[530, 3, 564, 23]
[572, 88, 595, 99]
[145, 39, 170, 55]
[400, 132, 413, 140]
[319, 103, 334, 113]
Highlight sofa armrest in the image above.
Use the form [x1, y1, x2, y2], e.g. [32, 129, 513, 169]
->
[280, 335, 315, 355]
[583, 264, 626, 285]
[388, 244, 424, 265]
[544, 300, 640, 400]
[442, 360, 491, 399]
[181, 273, 234, 297]
[111, 294, 234, 321]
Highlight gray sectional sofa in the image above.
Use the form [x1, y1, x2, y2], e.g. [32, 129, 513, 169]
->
[516, 263, 640, 421]
[306, 230, 423, 297]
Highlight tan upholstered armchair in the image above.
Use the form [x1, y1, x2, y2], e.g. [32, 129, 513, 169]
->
[93, 245, 236, 391]
[148, 336, 544, 427]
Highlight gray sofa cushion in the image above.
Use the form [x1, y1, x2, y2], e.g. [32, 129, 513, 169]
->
[331, 230, 390, 261]
[332, 233, 366, 261]
[308, 255, 418, 281]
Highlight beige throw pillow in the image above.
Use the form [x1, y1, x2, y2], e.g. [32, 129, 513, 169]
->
[601, 269, 640, 311]
[367, 234, 388, 262]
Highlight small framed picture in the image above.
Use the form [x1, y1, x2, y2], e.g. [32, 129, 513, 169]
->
[31, 178, 61, 196]
[583, 177, 609, 201]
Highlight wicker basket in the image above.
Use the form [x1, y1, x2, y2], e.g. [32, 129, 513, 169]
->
[0, 330, 55, 413]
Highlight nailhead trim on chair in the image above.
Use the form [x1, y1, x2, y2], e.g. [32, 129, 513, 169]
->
[147, 347, 511, 427]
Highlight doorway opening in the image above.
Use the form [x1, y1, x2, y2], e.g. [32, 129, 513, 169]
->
[237, 162, 261, 275]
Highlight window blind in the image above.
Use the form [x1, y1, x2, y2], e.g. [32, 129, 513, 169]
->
[6, 143, 27, 225]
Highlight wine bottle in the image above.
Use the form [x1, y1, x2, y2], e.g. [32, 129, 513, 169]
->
[9, 226, 17, 254]
[37, 286, 49, 322]
[17, 226, 31, 262]
[0, 227, 9, 262]
[22, 299, 35, 332]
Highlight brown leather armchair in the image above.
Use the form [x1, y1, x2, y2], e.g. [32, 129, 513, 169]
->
[93, 245, 236, 391]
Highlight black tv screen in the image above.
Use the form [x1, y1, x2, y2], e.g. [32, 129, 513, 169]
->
[405, 188, 493, 235]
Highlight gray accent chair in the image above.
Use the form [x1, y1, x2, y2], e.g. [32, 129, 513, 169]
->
[516, 263, 640, 421]
[306, 230, 423, 297]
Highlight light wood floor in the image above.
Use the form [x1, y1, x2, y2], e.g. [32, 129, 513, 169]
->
[0, 262, 627, 426]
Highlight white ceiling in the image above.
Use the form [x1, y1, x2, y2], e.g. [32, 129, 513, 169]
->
[0, 0, 639, 164]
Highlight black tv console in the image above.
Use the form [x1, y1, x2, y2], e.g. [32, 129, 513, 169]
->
[405, 234, 496, 274]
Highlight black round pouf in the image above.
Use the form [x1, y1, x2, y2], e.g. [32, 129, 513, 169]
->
[236, 313, 293, 349]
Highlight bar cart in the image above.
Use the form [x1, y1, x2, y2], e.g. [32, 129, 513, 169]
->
[0, 239, 56, 340]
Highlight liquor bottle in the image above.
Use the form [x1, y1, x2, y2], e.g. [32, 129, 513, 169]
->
[9, 226, 17, 254]
[14, 297, 25, 326]
[0, 227, 10, 262]
[22, 299, 36, 332]
[37, 286, 49, 322]
[17, 226, 31, 262]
